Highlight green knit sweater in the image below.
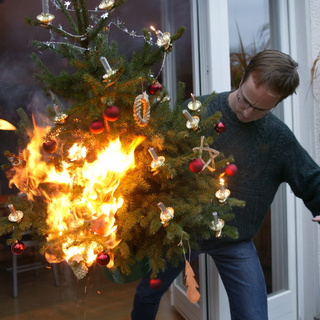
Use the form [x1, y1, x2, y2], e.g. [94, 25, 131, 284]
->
[202, 91, 320, 242]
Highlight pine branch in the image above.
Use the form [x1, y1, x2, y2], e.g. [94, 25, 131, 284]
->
[55, 0, 79, 33]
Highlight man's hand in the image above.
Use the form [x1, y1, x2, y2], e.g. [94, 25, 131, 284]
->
[312, 215, 320, 222]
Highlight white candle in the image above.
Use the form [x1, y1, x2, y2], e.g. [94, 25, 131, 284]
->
[215, 177, 230, 203]
[182, 109, 194, 123]
[100, 56, 112, 73]
[42, 0, 49, 14]
[148, 148, 159, 162]
[188, 93, 202, 111]
[158, 202, 167, 212]
[212, 211, 219, 225]
[219, 178, 225, 192]
[155, 30, 164, 42]
[8, 204, 18, 220]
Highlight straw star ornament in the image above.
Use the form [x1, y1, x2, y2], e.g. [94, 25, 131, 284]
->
[192, 136, 219, 172]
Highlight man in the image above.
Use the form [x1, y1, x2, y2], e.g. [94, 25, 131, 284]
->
[131, 50, 320, 320]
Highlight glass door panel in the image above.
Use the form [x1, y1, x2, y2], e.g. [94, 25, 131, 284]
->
[228, 0, 271, 89]
[228, 0, 289, 296]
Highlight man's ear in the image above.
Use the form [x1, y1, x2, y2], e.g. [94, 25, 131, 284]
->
[239, 74, 244, 87]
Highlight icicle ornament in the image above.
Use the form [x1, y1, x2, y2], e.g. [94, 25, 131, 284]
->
[182, 109, 200, 130]
[148, 148, 165, 170]
[158, 202, 174, 226]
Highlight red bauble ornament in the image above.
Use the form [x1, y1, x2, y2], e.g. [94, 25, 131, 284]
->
[225, 163, 238, 176]
[43, 139, 58, 153]
[148, 82, 162, 95]
[149, 278, 162, 289]
[104, 105, 120, 121]
[215, 122, 225, 133]
[89, 120, 104, 134]
[189, 158, 204, 173]
[96, 252, 110, 267]
[11, 241, 26, 255]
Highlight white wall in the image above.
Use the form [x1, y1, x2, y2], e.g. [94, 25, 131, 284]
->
[294, 0, 320, 318]
[310, 0, 320, 317]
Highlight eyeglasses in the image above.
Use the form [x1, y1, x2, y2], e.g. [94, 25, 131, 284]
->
[237, 87, 273, 116]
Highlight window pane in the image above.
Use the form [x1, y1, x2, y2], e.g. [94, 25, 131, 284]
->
[228, 0, 288, 295]
[228, 0, 270, 89]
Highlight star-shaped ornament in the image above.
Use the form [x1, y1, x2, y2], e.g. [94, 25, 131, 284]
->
[192, 136, 219, 172]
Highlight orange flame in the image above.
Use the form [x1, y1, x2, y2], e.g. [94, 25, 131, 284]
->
[0, 119, 16, 130]
[9, 121, 145, 268]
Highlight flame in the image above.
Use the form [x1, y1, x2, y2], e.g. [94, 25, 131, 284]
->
[9, 122, 145, 268]
[0, 119, 16, 130]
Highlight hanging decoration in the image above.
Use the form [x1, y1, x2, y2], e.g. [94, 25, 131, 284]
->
[148, 82, 162, 95]
[133, 92, 150, 126]
[89, 120, 105, 134]
[225, 163, 238, 177]
[178, 239, 201, 303]
[214, 122, 225, 133]
[189, 158, 204, 173]
[11, 241, 26, 255]
[192, 136, 219, 172]
[96, 252, 111, 266]
[104, 105, 120, 121]
[68, 255, 89, 279]
[43, 139, 58, 153]
[185, 260, 201, 303]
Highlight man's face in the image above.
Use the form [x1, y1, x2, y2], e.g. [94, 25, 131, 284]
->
[232, 74, 279, 123]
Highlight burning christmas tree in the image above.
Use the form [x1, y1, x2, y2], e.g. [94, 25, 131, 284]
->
[0, 0, 244, 281]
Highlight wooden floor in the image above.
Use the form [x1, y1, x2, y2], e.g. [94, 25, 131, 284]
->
[0, 257, 185, 320]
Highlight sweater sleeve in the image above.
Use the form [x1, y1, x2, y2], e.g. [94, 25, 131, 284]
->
[282, 134, 320, 219]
